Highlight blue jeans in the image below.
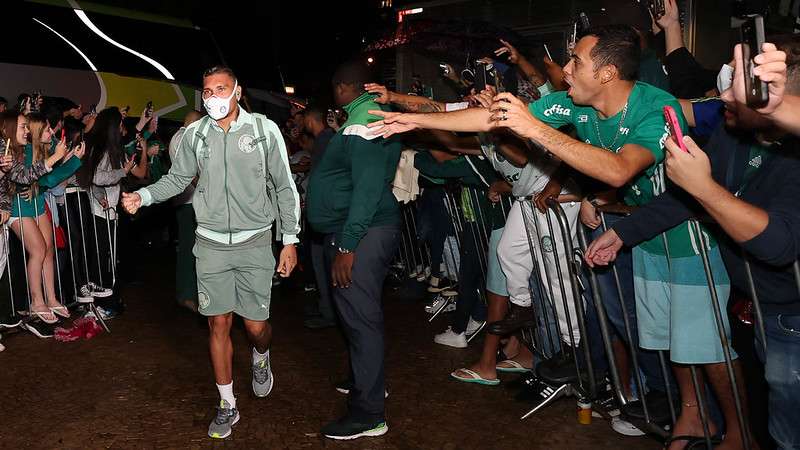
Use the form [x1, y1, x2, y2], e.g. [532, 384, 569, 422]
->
[583, 214, 672, 395]
[755, 313, 800, 450]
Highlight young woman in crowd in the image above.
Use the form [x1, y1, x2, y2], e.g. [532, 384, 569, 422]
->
[76, 107, 135, 311]
[4, 112, 83, 324]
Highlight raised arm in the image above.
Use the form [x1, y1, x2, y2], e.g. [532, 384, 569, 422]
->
[365, 83, 447, 113]
[489, 93, 656, 188]
[368, 107, 495, 137]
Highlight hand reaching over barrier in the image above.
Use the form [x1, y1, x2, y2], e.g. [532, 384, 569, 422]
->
[584, 228, 623, 267]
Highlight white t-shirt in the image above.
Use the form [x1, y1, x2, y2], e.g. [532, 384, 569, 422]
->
[478, 133, 559, 197]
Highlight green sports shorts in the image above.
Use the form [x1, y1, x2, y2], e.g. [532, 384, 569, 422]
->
[193, 231, 275, 321]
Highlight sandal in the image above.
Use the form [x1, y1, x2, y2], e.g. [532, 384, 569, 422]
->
[663, 434, 723, 449]
[450, 368, 500, 386]
[31, 309, 58, 324]
[49, 305, 71, 319]
[496, 359, 532, 374]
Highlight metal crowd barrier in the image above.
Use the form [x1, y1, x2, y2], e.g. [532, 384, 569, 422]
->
[579, 205, 793, 449]
[1, 186, 118, 334]
[515, 197, 595, 419]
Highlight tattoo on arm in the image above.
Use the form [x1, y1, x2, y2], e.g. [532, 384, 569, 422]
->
[395, 100, 444, 113]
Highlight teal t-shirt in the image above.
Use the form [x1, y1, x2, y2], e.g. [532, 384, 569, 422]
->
[528, 81, 713, 257]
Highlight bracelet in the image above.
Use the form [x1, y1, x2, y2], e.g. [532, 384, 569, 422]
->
[337, 247, 352, 254]
[682, 402, 698, 408]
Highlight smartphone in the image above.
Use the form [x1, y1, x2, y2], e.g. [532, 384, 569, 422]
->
[578, 12, 591, 31]
[60, 128, 65, 142]
[474, 61, 495, 93]
[1, 138, 8, 157]
[740, 15, 769, 108]
[90, 104, 97, 114]
[543, 44, 553, 60]
[439, 63, 450, 76]
[145, 101, 153, 118]
[663, 106, 688, 152]
[649, 0, 666, 19]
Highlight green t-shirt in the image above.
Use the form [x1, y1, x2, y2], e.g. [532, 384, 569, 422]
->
[528, 81, 713, 257]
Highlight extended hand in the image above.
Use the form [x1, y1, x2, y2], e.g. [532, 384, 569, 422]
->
[585, 228, 623, 267]
[367, 110, 420, 138]
[364, 83, 393, 104]
[489, 92, 537, 137]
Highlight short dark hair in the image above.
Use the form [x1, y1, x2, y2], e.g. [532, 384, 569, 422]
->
[0, 96, 7, 105]
[203, 65, 237, 83]
[303, 104, 327, 124]
[770, 34, 800, 95]
[332, 60, 372, 87]
[583, 25, 641, 81]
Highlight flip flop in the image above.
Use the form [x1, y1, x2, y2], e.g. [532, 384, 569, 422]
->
[49, 305, 71, 319]
[496, 359, 532, 374]
[663, 434, 723, 449]
[450, 368, 500, 386]
[31, 310, 58, 324]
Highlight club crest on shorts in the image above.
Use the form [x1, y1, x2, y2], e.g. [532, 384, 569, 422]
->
[238, 134, 256, 153]
[541, 236, 554, 253]
[198, 292, 210, 310]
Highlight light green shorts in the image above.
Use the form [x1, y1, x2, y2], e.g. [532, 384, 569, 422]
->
[193, 231, 275, 321]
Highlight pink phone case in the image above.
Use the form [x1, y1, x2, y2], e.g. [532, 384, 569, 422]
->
[663, 106, 688, 152]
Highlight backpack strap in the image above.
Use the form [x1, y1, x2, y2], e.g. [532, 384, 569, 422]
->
[251, 113, 282, 237]
[192, 116, 212, 166]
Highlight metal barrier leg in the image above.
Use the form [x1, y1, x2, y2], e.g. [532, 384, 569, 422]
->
[3, 226, 14, 318]
[576, 225, 628, 408]
[599, 213, 652, 425]
[692, 221, 751, 450]
[62, 191, 79, 306]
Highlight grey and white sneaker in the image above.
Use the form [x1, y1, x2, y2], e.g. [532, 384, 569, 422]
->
[252, 354, 274, 398]
[208, 400, 239, 439]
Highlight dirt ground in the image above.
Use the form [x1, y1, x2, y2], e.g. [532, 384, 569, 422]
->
[0, 250, 659, 449]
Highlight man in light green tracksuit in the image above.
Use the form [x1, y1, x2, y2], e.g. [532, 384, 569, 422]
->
[121, 66, 300, 439]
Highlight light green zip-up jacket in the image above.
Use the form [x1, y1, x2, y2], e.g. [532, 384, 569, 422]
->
[137, 106, 300, 245]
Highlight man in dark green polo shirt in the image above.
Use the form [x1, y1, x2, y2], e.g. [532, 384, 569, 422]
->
[306, 61, 402, 440]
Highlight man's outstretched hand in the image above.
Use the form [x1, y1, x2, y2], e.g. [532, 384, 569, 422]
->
[121, 192, 142, 214]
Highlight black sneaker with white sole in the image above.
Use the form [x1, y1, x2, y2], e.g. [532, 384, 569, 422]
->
[0, 316, 23, 329]
[321, 415, 388, 440]
[515, 376, 566, 407]
[24, 320, 55, 338]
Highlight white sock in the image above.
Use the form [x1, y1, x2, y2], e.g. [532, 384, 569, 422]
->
[216, 382, 236, 409]
[252, 347, 269, 364]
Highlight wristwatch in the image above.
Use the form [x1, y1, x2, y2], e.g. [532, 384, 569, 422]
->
[337, 247, 352, 254]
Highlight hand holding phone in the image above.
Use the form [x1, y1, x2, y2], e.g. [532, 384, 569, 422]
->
[740, 15, 769, 108]
[663, 105, 688, 153]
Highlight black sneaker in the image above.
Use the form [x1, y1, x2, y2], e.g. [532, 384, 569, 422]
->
[0, 316, 23, 329]
[515, 376, 567, 407]
[321, 415, 388, 440]
[24, 320, 55, 339]
[487, 303, 535, 335]
[621, 390, 676, 425]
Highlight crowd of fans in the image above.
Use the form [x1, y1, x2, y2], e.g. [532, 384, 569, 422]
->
[1, 0, 800, 447]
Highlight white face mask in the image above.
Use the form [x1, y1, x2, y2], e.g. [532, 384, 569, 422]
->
[717, 64, 734, 95]
[204, 80, 238, 120]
